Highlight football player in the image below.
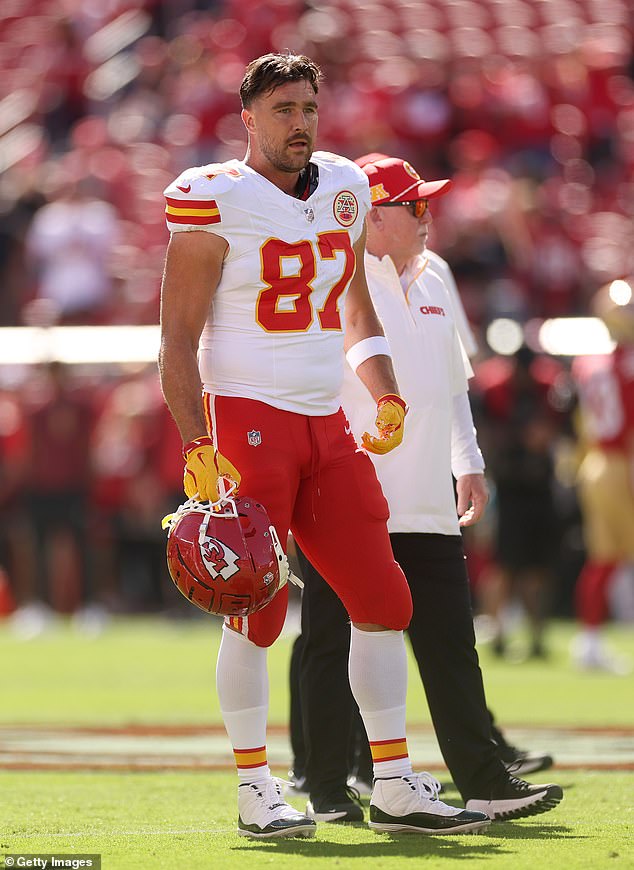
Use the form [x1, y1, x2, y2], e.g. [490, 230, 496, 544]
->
[571, 278, 634, 674]
[159, 52, 489, 839]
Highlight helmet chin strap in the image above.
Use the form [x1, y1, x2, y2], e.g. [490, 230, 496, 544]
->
[288, 570, 304, 589]
[215, 477, 238, 505]
[268, 525, 303, 590]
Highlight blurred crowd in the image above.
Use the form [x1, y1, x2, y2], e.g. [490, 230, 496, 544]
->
[1, 0, 633, 330]
[0, 361, 185, 628]
[0, 0, 633, 654]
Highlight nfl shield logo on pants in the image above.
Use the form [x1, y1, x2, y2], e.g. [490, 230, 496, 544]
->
[247, 430, 262, 447]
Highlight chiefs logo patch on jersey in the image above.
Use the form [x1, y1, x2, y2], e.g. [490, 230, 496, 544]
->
[333, 190, 358, 227]
[200, 535, 240, 581]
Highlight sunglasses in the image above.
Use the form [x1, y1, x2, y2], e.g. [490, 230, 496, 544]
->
[376, 199, 429, 218]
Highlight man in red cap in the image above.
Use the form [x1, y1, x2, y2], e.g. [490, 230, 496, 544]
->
[289, 154, 563, 824]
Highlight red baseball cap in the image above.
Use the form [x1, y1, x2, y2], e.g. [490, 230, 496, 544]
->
[356, 154, 452, 204]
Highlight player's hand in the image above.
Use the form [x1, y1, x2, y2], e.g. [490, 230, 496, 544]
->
[183, 435, 241, 502]
[361, 394, 408, 455]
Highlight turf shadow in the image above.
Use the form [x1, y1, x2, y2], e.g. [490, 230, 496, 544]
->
[231, 835, 506, 859]
[482, 823, 579, 841]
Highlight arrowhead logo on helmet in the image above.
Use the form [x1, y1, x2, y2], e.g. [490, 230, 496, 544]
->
[201, 536, 240, 581]
[163, 495, 290, 617]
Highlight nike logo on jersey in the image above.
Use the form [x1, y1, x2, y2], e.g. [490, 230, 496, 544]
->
[344, 424, 352, 436]
[177, 184, 191, 193]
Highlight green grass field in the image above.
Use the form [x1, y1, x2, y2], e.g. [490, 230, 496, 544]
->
[1, 616, 633, 869]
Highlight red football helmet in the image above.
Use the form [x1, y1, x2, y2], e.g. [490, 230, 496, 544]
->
[163, 495, 290, 617]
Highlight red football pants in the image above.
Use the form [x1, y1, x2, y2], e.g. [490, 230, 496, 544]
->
[204, 394, 412, 646]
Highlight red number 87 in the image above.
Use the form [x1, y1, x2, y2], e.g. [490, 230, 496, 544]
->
[256, 230, 355, 333]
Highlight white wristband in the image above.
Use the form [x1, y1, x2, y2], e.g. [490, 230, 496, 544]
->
[345, 335, 392, 373]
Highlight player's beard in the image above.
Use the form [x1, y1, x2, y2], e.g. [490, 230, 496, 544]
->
[260, 133, 313, 174]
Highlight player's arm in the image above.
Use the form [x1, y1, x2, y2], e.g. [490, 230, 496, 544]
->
[344, 229, 399, 400]
[343, 230, 407, 455]
[159, 230, 240, 501]
[159, 230, 227, 444]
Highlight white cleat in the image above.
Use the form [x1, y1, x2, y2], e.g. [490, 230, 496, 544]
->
[571, 635, 631, 675]
[237, 778, 316, 839]
[369, 772, 490, 835]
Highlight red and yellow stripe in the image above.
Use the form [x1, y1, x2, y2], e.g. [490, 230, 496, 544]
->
[370, 737, 409, 763]
[165, 196, 221, 226]
[234, 745, 268, 770]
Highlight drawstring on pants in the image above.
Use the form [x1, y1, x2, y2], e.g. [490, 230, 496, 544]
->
[308, 418, 321, 522]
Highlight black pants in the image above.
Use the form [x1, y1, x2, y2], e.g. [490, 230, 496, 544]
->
[292, 533, 509, 801]
[27, 491, 92, 603]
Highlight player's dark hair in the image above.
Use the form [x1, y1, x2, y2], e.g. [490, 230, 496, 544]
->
[240, 52, 322, 108]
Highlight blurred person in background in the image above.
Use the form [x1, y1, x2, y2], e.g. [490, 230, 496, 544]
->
[25, 172, 119, 325]
[290, 154, 561, 825]
[90, 368, 184, 614]
[0, 182, 47, 327]
[17, 361, 98, 634]
[570, 277, 634, 674]
[0, 387, 33, 617]
[38, 15, 90, 144]
[439, 129, 534, 328]
[471, 345, 570, 660]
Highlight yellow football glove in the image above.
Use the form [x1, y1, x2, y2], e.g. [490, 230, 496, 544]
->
[361, 394, 408, 456]
[182, 435, 241, 502]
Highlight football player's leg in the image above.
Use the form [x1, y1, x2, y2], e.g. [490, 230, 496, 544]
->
[207, 396, 315, 837]
[206, 394, 300, 647]
[292, 422, 412, 773]
[292, 432, 410, 628]
[573, 451, 622, 669]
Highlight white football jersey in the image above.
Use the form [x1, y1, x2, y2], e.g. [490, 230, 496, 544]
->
[164, 152, 371, 415]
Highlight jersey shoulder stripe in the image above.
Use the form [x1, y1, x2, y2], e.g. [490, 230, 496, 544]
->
[164, 161, 243, 231]
[165, 196, 221, 226]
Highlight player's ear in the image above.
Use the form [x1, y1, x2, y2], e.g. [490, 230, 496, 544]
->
[241, 108, 255, 134]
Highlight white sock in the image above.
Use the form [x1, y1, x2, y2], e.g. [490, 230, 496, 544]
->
[348, 625, 412, 779]
[581, 627, 608, 659]
[216, 624, 270, 782]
